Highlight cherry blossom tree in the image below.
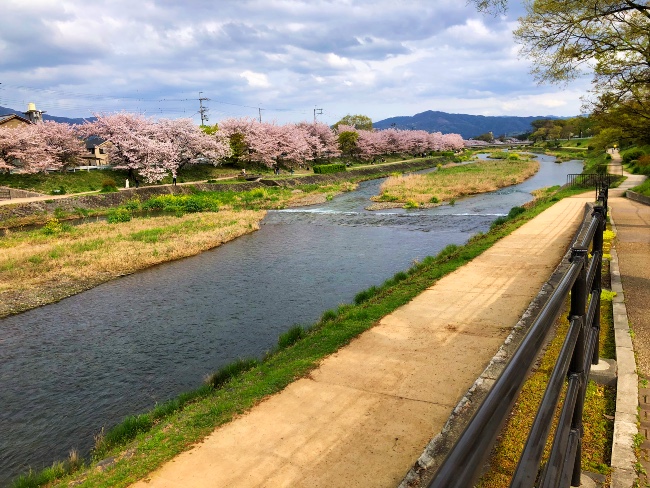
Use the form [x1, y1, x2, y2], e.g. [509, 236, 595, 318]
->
[33, 121, 86, 170]
[79, 113, 232, 182]
[0, 124, 55, 173]
[155, 118, 231, 174]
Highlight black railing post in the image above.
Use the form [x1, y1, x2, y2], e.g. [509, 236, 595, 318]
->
[569, 247, 588, 486]
[591, 206, 605, 365]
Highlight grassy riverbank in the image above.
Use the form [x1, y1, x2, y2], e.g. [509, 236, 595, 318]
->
[12, 184, 596, 488]
[0, 181, 360, 319]
[372, 158, 539, 207]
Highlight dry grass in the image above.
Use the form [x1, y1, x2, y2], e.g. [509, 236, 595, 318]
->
[0, 210, 264, 318]
[374, 159, 540, 205]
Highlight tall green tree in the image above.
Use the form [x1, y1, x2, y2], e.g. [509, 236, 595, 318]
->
[337, 131, 360, 158]
[332, 114, 373, 131]
[470, 0, 650, 144]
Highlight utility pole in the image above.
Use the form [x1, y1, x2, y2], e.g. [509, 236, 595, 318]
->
[313, 108, 323, 123]
[258, 107, 263, 123]
[198, 92, 210, 126]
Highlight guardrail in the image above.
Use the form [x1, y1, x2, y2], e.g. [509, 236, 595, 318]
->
[429, 187, 608, 488]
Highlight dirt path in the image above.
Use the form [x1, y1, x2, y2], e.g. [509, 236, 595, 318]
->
[130, 194, 593, 488]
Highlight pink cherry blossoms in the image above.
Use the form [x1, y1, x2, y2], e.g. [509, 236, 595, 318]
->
[0, 121, 86, 173]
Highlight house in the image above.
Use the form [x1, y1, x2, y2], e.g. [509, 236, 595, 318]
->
[81, 136, 112, 166]
[0, 113, 32, 129]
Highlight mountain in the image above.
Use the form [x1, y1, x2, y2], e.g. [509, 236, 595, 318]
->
[374, 110, 560, 139]
[0, 105, 90, 125]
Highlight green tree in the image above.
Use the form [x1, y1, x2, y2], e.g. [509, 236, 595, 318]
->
[332, 114, 373, 131]
[475, 131, 494, 142]
[337, 131, 360, 158]
[471, 0, 650, 144]
[201, 124, 219, 135]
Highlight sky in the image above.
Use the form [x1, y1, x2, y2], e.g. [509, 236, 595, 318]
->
[0, 0, 592, 126]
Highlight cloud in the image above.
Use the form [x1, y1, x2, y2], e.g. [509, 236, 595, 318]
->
[0, 0, 590, 124]
[240, 70, 271, 88]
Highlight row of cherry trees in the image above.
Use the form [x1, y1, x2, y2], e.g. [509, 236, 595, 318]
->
[1, 113, 465, 182]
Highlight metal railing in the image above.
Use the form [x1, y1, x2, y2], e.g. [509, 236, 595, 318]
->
[428, 188, 608, 488]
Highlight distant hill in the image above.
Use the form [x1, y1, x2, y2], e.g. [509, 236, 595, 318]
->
[0, 105, 90, 125]
[374, 110, 560, 139]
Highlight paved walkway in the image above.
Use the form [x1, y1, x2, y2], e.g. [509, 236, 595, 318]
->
[131, 194, 594, 488]
[607, 152, 650, 485]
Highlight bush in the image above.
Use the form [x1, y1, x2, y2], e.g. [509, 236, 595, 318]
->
[403, 199, 419, 209]
[429, 196, 439, 204]
[106, 208, 132, 223]
[313, 163, 346, 174]
[101, 178, 118, 193]
[621, 148, 646, 165]
[42, 218, 63, 235]
[123, 199, 141, 212]
[507, 206, 526, 219]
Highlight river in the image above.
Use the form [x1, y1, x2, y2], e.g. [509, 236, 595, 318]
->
[0, 155, 582, 484]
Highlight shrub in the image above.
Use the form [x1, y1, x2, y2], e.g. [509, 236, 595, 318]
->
[403, 199, 419, 209]
[439, 151, 454, 157]
[205, 358, 259, 389]
[123, 199, 141, 212]
[605, 154, 612, 160]
[42, 218, 63, 235]
[101, 178, 118, 192]
[507, 154, 520, 161]
[277, 325, 306, 350]
[429, 196, 439, 204]
[313, 163, 346, 174]
[490, 216, 509, 229]
[621, 148, 646, 165]
[107, 208, 132, 223]
[507, 206, 526, 219]
[576, 142, 582, 146]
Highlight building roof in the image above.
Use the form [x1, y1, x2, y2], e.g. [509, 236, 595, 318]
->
[0, 113, 33, 126]
[84, 136, 112, 149]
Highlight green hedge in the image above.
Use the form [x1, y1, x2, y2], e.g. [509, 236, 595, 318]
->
[313, 164, 347, 174]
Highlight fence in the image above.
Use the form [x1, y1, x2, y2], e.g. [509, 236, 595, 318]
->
[428, 187, 608, 487]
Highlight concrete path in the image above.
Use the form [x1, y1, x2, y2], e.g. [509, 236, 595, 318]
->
[606, 152, 649, 486]
[131, 194, 593, 488]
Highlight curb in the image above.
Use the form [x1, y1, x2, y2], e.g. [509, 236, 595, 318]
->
[625, 190, 650, 207]
[609, 212, 639, 487]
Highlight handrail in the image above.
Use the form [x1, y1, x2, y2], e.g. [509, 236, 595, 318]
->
[428, 188, 607, 488]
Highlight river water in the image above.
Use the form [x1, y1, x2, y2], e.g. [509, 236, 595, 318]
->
[0, 155, 582, 484]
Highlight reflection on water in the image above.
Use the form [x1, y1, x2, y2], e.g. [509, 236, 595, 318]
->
[0, 155, 582, 484]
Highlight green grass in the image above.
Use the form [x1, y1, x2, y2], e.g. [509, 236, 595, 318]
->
[631, 178, 650, 197]
[0, 165, 242, 194]
[13, 183, 601, 488]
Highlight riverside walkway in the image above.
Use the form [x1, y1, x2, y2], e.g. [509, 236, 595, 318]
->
[607, 152, 650, 485]
[132, 194, 594, 488]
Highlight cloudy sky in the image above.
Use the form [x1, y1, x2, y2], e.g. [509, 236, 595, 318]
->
[0, 0, 591, 125]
